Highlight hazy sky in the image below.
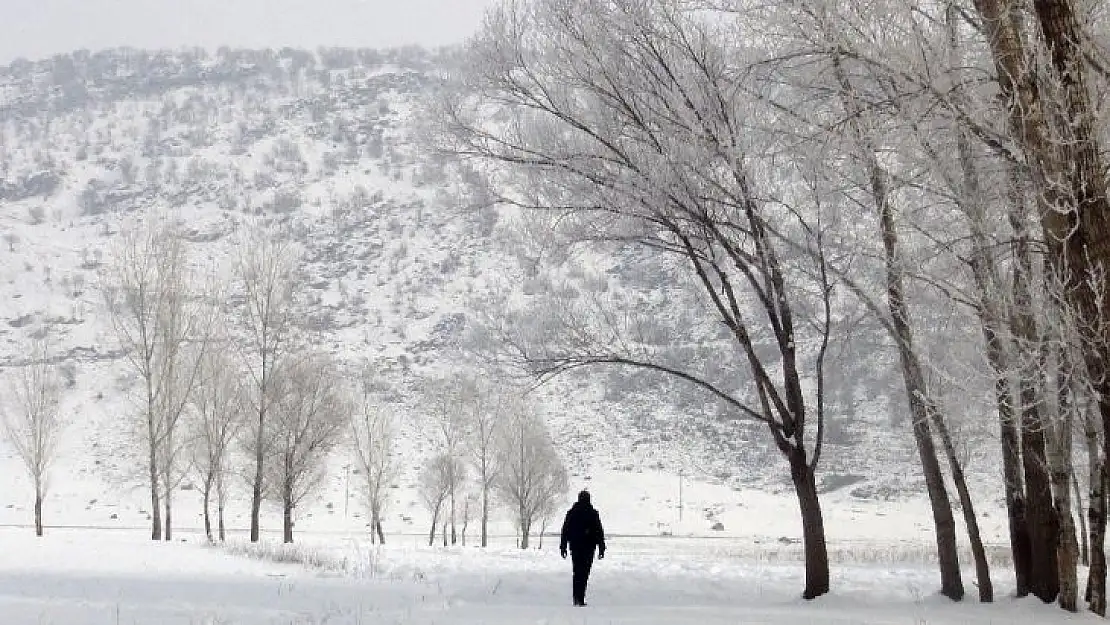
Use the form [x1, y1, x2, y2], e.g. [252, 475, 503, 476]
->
[0, 0, 501, 63]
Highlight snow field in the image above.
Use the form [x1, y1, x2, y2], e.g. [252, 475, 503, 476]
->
[0, 527, 1098, 624]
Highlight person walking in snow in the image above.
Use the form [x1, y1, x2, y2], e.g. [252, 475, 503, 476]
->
[559, 490, 606, 606]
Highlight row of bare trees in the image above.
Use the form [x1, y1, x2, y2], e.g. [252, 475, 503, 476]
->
[439, 0, 1110, 611]
[419, 375, 567, 549]
[98, 216, 565, 546]
[99, 216, 359, 544]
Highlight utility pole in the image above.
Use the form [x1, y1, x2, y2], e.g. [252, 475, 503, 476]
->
[343, 463, 350, 518]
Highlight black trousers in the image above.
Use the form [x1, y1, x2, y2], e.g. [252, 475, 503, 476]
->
[571, 548, 595, 604]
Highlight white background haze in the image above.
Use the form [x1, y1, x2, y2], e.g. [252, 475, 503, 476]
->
[0, 0, 499, 63]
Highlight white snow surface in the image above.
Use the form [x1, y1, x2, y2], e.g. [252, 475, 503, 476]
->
[0, 527, 1098, 625]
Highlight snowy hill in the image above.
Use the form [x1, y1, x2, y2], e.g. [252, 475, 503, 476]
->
[0, 47, 1006, 545]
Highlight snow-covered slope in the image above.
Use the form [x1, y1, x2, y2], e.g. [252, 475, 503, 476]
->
[0, 47, 1007, 545]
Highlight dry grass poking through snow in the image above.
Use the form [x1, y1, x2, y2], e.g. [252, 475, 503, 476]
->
[213, 539, 382, 578]
[732, 540, 1014, 568]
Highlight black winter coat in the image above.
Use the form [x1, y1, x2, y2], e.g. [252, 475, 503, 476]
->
[560, 501, 606, 555]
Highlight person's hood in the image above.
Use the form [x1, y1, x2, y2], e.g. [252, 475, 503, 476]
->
[571, 500, 594, 512]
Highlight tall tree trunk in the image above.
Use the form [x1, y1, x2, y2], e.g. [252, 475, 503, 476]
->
[834, 48, 962, 599]
[969, 0, 1110, 607]
[872, 153, 964, 601]
[428, 506, 440, 547]
[202, 472, 214, 542]
[251, 425, 264, 543]
[978, 306, 1029, 593]
[148, 432, 162, 541]
[789, 447, 831, 600]
[481, 487, 489, 548]
[1085, 393, 1106, 613]
[1028, 4, 1110, 446]
[283, 481, 294, 544]
[163, 490, 173, 541]
[929, 406, 993, 602]
[949, 16, 1027, 589]
[217, 470, 227, 543]
[521, 519, 530, 550]
[1010, 199, 1060, 604]
[1016, 347, 1059, 603]
[375, 520, 385, 545]
[34, 488, 43, 537]
[450, 489, 457, 546]
[1074, 469, 1088, 566]
[1052, 349, 1079, 611]
[1055, 467, 1080, 612]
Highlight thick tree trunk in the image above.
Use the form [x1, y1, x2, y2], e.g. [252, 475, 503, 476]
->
[163, 490, 173, 541]
[1028, 1, 1110, 392]
[929, 406, 993, 602]
[1018, 365, 1060, 603]
[375, 520, 385, 545]
[34, 490, 43, 537]
[1051, 352, 1079, 611]
[1010, 203, 1060, 604]
[1086, 396, 1107, 613]
[790, 448, 830, 600]
[428, 506, 440, 547]
[283, 483, 294, 544]
[481, 488, 489, 548]
[970, 0, 1110, 608]
[1055, 476, 1080, 612]
[520, 520, 530, 550]
[1053, 455, 1080, 612]
[218, 502, 227, 543]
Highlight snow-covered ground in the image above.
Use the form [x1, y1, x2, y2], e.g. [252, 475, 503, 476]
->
[0, 527, 1097, 625]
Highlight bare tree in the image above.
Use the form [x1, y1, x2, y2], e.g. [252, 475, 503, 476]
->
[445, 373, 503, 547]
[265, 353, 349, 544]
[494, 402, 567, 550]
[961, 0, 1110, 610]
[425, 377, 471, 545]
[235, 225, 301, 543]
[349, 387, 399, 545]
[536, 485, 561, 550]
[189, 347, 244, 542]
[102, 215, 211, 541]
[420, 452, 461, 547]
[1, 334, 65, 537]
[442, 0, 835, 597]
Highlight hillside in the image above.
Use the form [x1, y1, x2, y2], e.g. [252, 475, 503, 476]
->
[0, 47, 1006, 543]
